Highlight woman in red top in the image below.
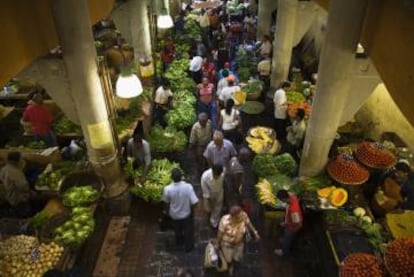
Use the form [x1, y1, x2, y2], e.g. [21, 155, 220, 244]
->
[274, 189, 303, 256]
[196, 77, 215, 120]
[22, 93, 57, 147]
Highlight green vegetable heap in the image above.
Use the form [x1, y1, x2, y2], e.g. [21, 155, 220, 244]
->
[130, 159, 181, 202]
[252, 153, 297, 177]
[37, 161, 75, 190]
[273, 153, 297, 176]
[54, 207, 95, 247]
[148, 125, 188, 153]
[166, 102, 196, 130]
[183, 17, 201, 38]
[286, 91, 306, 104]
[62, 185, 100, 207]
[54, 117, 82, 134]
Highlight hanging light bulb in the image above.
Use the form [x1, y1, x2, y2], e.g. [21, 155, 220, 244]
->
[116, 67, 143, 98]
[157, 8, 174, 29]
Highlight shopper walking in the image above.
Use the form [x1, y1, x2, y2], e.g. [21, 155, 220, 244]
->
[196, 77, 215, 117]
[228, 148, 251, 205]
[216, 205, 260, 276]
[219, 76, 240, 108]
[153, 79, 173, 127]
[204, 130, 237, 172]
[201, 164, 225, 229]
[273, 81, 290, 142]
[22, 93, 56, 147]
[189, 55, 204, 84]
[274, 189, 303, 256]
[218, 99, 241, 144]
[189, 113, 213, 176]
[162, 168, 199, 252]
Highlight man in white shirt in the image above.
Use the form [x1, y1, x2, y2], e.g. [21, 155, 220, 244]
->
[154, 79, 173, 127]
[201, 164, 224, 228]
[216, 69, 229, 99]
[125, 133, 151, 181]
[219, 76, 240, 107]
[273, 81, 290, 142]
[162, 168, 199, 252]
[189, 56, 204, 84]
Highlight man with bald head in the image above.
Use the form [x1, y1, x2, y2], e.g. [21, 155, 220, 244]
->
[203, 130, 237, 172]
[189, 113, 213, 175]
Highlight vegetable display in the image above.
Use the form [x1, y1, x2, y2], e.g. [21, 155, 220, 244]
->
[340, 253, 384, 277]
[241, 101, 265, 115]
[54, 207, 95, 247]
[166, 102, 196, 130]
[252, 154, 279, 177]
[385, 237, 414, 276]
[273, 153, 297, 176]
[242, 79, 263, 95]
[54, 117, 82, 134]
[37, 161, 75, 190]
[326, 153, 370, 185]
[148, 125, 188, 153]
[129, 159, 180, 202]
[173, 90, 197, 107]
[61, 185, 100, 207]
[287, 102, 311, 118]
[246, 126, 279, 154]
[355, 142, 396, 169]
[26, 140, 47, 149]
[286, 91, 305, 104]
[183, 17, 201, 38]
[0, 235, 64, 277]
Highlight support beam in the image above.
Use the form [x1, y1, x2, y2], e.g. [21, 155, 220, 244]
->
[257, 0, 274, 39]
[130, 0, 152, 63]
[52, 0, 127, 198]
[299, 0, 368, 176]
[270, 0, 298, 87]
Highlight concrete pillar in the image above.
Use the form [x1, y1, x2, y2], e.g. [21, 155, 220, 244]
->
[130, 0, 152, 63]
[299, 0, 368, 176]
[257, 0, 274, 39]
[270, 0, 298, 88]
[52, 0, 127, 198]
[292, 1, 319, 47]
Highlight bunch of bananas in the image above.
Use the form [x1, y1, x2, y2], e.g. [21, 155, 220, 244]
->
[255, 178, 277, 206]
[246, 126, 279, 154]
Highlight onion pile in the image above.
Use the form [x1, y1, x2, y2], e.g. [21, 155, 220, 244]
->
[341, 253, 384, 277]
[385, 237, 414, 277]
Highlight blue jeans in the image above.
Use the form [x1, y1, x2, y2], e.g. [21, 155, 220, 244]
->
[35, 131, 57, 147]
[281, 229, 296, 255]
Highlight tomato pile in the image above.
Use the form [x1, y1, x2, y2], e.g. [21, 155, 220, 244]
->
[341, 253, 384, 277]
[327, 154, 370, 185]
[287, 102, 312, 118]
[356, 142, 396, 169]
[385, 238, 414, 277]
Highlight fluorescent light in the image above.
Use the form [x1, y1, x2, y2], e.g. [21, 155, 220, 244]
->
[116, 73, 143, 98]
[157, 14, 174, 29]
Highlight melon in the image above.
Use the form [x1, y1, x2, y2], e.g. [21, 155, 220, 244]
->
[330, 188, 348, 207]
[317, 186, 336, 198]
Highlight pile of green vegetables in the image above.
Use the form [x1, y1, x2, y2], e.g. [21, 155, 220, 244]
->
[26, 140, 47, 150]
[147, 125, 188, 153]
[173, 90, 196, 106]
[242, 79, 263, 94]
[130, 159, 181, 202]
[53, 207, 95, 247]
[37, 161, 76, 190]
[170, 76, 196, 93]
[184, 17, 201, 38]
[62, 185, 100, 207]
[54, 117, 82, 134]
[166, 102, 196, 130]
[252, 153, 297, 177]
[286, 91, 306, 104]
[166, 59, 189, 76]
[227, 0, 245, 14]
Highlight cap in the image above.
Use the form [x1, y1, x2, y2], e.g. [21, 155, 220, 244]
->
[224, 62, 230, 68]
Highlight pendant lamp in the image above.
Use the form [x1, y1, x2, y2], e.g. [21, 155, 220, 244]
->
[115, 48, 143, 98]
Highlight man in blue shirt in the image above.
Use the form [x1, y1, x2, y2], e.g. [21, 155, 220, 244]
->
[162, 168, 199, 252]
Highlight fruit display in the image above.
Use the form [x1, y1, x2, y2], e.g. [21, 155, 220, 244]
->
[340, 253, 384, 277]
[0, 235, 64, 277]
[386, 211, 414, 239]
[273, 153, 297, 176]
[61, 185, 100, 207]
[266, 174, 294, 192]
[36, 161, 75, 190]
[246, 126, 279, 154]
[129, 159, 180, 202]
[317, 186, 336, 198]
[330, 188, 348, 207]
[287, 102, 311, 118]
[355, 142, 396, 169]
[385, 237, 414, 276]
[326, 153, 370, 185]
[357, 217, 386, 253]
[255, 178, 277, 206]
[286, 91, 305, 104]
[54, 207, 95, 247]
[353, 207, 367, 217]
[148, 125, 188, 153]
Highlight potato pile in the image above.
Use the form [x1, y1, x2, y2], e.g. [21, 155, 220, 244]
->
[340, 253, 383, 277]
[385, 237, 414, 277]
[0, 235, 64, 277]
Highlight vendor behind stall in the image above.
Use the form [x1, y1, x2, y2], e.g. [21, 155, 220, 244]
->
[124, 133, 151, 182]
[153, 79, 173, 127]
[0, 152, 31, 218]
[22, 93, 57, 147]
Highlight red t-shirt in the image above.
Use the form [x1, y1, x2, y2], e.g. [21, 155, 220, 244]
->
[197, 83, 214, 104]
[285, 193, 303, 232]
[22, 104, 53, 135]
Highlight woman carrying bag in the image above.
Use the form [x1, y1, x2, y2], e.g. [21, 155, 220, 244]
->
[215, 205, 260, 276]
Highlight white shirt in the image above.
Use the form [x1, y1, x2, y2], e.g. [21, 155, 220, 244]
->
[154, 86, 173, 105]
[220, 109, 239, 131]
[216, 78, 229, 98]
[126, 138, 151, 166]
[201, 169, 224, 199]
[189, 56, 203, 72]
[219, 85, 240, 103]
[273, 88, 287, 119]
[162, 181, 199, 220]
